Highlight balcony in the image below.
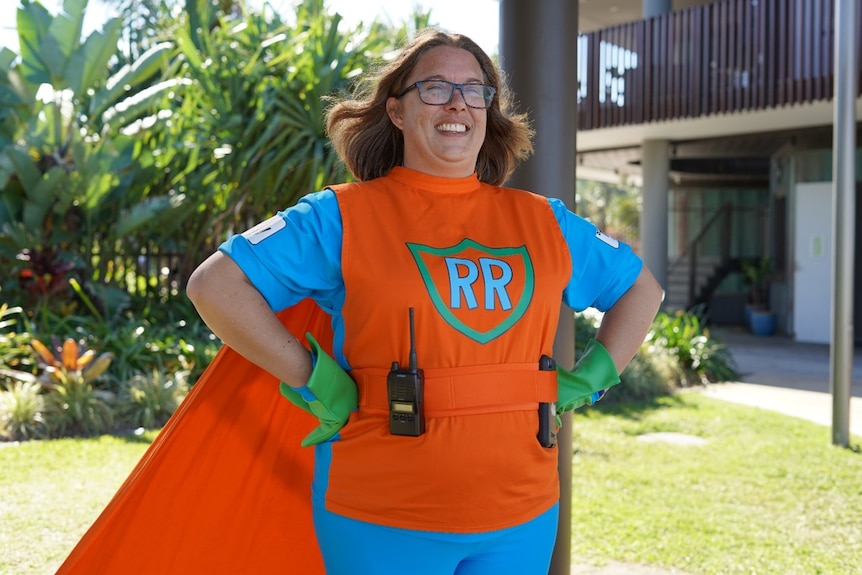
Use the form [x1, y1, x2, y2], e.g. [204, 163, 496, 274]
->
[577, 0, 862, 132]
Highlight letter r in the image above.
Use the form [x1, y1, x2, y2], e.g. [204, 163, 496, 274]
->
[480, 258, 513, 310]
[445, 257, 479, 309]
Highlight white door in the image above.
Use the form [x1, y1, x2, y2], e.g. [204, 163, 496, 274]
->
[793, 182, 832, 343]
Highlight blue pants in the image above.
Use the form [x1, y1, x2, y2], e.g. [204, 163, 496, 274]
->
[312, 503, 559, 575]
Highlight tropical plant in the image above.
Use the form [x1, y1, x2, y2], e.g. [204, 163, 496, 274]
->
[141, 0, 428, 282]
[644, 306, 738, 386]
[577, 305, 738, 402]
[0, 303, 46, 441]
[119, 368, 189, 429]
[575, 310, 676, 405]
[0, 302, 35, 378]
[102, 0, 179, 68]
[2, 0, 432, 316]
[30, 336, 116, 436]
[0, 0, 186, 311]
[0, 380, 47, 440]
[17, 288, 216, 390]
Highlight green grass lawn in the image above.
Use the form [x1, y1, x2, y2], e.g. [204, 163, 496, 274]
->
[570, 393, 862, 575]
[1, 393, 860, 575]
[0, 431, 157, 575]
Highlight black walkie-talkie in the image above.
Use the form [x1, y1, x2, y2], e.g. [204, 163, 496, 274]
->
[387, 308, 425, 436]
[538, 355, 557, 448]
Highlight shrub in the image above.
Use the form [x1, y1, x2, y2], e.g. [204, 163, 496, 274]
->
[0, 303, 36, 378]
[31, 337, 116, 437]
[645, 307, 739, 386]
[611, 350, 678, 404]
[129, 296, 219, 384]
[120, 369, 189, 430]
[575, 310, 673, 405]
[44, 377, 115, 438]
[574, 306, 737, 405]
[0, 380, 47, 441]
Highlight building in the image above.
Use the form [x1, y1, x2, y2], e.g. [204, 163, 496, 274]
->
[575, 0, 862, 343]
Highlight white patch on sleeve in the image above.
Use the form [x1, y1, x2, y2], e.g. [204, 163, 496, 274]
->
[595, 230, 620, 249]
[242, 215, 286, 245]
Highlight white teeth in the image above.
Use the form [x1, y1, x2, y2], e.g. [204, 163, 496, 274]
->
[437, 123, 467, 133]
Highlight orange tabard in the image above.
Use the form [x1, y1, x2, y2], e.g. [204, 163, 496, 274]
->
[324, 167, 573, 533]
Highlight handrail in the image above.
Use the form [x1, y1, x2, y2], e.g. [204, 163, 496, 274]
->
[669, 203, 731, 273]
[577, 0, 862, 131]
[668, 203, 733, 308]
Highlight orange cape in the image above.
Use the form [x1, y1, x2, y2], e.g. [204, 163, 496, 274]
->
[56, 299, 330, 574]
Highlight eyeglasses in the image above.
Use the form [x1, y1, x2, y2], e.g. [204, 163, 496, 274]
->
[397, 80, 497, 109]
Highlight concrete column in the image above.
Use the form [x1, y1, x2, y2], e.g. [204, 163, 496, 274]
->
[643, 0, 672, 19]
[641, 139, 670, 298]
[499, 1, 577, 574]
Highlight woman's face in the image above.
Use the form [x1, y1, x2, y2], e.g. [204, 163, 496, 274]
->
[386, 45, 488, 179]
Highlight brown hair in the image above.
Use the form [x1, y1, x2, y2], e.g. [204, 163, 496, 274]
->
[325, 28, 534, 186]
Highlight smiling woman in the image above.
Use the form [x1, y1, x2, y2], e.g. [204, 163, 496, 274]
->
[183, 26, 662, 574]
[384, 45, 492, 178]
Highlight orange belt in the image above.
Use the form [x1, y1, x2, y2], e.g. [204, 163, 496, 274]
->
[350, 363, 558, 418]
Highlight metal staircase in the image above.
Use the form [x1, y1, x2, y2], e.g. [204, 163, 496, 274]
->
[665, 203, 741, 311]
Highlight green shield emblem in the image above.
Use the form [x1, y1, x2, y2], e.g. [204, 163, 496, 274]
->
[407, 239, 535, 343]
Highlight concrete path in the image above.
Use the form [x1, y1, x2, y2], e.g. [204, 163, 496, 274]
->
[703, 328, 862, 437]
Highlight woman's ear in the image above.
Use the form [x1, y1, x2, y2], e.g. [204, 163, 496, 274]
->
[386, 97, 404, 130]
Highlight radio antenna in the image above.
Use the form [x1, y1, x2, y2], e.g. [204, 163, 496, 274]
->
[408, 307, 418, 372]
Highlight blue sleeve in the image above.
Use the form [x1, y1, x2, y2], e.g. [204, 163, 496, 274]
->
[548, 198, 643, 312]
[218, 189, 344, 314]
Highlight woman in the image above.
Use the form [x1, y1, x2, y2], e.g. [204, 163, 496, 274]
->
[187, 28, 663, 575]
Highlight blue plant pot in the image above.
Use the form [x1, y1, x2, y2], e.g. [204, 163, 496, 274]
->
[743, 304, 763, 327]
[749, 310, 777, 336]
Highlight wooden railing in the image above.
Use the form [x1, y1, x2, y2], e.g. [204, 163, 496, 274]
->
[577, 0, 862, 131]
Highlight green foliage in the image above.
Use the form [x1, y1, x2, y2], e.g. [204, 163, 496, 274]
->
[0, 303, 36, 378]
[0, 0, 435, 440]
[612, 351, 677, 404]
[141, 0, 422, 280]
[575, 179, 641, 248]
[102, 0, 177, 67]
[0, 299, 216, 438]
[0, 303, 47, 440]
[741, 255, 774, 306]
[3, 0, 431, 320]
[0, 380, 48, 440]
[119, 368, 189, 429]
[645, 306, 739, 386]
[19, 284, 215, 385]
[44, 375, 115, 437]
[28, 336, 116, 437]
[574, 306, 737, 405]
[1, 0, 184, 310]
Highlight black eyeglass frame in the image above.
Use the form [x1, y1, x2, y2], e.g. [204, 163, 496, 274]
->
[396, 80, 497, 109]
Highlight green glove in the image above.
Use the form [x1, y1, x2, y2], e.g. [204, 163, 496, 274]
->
[556, 338, 621, 414]
[279, 333, 358, 447]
